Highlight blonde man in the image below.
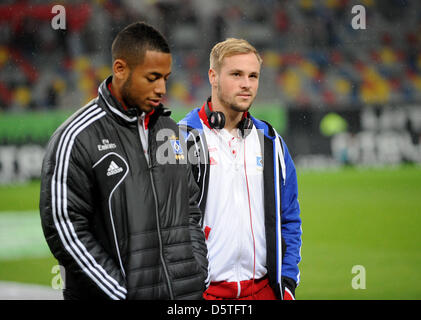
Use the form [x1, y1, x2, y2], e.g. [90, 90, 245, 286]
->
[179, 38, 302, 300]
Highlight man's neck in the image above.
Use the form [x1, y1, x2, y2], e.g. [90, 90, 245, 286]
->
[211, 97, 243, 137]
[110, 77, 123, 103]
[109, 77, 130, 111]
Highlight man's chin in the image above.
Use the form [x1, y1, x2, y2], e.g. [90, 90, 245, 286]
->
[137, 104, 155, 114]
[230, 103, 252, 113]
[233, 97, 254, 112]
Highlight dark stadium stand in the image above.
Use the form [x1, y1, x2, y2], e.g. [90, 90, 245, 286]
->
[0, 0, 420, 111]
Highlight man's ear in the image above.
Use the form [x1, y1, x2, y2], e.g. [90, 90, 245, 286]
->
[208, 68, 218, 88]
[113, 59, 129, 81]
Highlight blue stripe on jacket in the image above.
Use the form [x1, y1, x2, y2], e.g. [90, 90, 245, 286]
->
[252, 115, 301, 284]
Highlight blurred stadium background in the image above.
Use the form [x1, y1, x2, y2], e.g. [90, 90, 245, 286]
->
[0, 0, 420, 299]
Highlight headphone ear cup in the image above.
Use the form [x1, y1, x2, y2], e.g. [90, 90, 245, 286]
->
[208, 111, 225, 129]
[239, 117, 254, 138]
[217, 112, 225, 129]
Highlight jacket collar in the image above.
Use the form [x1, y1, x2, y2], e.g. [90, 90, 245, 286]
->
[179, 104, 274, 140]
[98, 76, 137, 123]
[98, 76, 171, 126]
[197, 97, 250, 130]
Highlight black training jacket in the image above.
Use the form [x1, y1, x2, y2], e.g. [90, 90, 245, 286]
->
[39, 76, 208, 300]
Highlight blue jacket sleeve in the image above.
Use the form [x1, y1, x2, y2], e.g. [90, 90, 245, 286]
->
[280, 138, 302, 286]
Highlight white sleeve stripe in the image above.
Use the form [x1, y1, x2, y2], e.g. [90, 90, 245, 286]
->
[51, 105, 127, 299]
[107, 154, 128, 279]
[273, 140, 282, 287]
[197, 133, 207, 207]
[60, 108, 127, 296]
[274, 131, 302, 285]
[93, 152, 128, 279]
[273, 129, 286, 184]
[55, 107, 127, 297]
[53, 106, 126, 298]
[187, 130, 201, 183]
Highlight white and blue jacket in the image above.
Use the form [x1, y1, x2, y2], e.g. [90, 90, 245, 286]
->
[179, 106, 302, 299]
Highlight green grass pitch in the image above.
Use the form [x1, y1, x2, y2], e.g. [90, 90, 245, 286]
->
[0, 166, 420, 299]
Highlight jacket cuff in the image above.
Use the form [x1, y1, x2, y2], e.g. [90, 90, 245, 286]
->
[282, 276, 296, 300]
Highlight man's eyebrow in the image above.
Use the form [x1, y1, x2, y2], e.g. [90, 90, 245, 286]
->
[228, 69, 260, 76]
[148, 71, 172, 77]
[228, 69, 243, 73]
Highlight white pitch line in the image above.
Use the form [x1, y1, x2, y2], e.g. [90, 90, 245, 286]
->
[0, 211, 51, 260]
[0, 281, 62, 300]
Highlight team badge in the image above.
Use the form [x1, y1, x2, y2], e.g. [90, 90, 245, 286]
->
[256, 155, 263, 170]
[169, 136, 184, 161]
[170, 140, 183, 155]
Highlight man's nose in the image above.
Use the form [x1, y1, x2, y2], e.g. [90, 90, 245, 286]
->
[154, 78, 166, 96]
[240, 76, 251, 89]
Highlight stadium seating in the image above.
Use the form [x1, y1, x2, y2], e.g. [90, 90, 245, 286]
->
[0, 0, 420, 111]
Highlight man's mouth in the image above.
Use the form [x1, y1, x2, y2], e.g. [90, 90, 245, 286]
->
[147, 98, 161, 107]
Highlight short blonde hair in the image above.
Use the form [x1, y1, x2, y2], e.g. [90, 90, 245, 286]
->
[210, 38, 262, 71]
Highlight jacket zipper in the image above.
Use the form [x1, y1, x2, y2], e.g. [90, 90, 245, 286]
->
[143, 124, 174, 300]
[149, 168, 175, 299]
